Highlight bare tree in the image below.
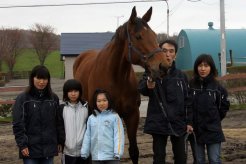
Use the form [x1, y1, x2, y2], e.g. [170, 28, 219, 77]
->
[0, 28, 7, 72]
[0, 41, 3, 72]
[0, 28, 24, 77]
[29, 23, 58, 65]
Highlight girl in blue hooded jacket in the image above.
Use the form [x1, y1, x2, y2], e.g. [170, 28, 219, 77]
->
[81, 89, 124, 164]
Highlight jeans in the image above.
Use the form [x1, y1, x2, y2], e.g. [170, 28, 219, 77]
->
[152, 134, 186, 164]
[196, 143, 221, 164]
[23, 157, 54, 164]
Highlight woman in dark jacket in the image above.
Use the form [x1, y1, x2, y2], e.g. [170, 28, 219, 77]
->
[12, 65, 60, 164]
[189, 54, 230, 164]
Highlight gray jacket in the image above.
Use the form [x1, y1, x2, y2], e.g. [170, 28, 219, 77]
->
[59, 101, 88, 157]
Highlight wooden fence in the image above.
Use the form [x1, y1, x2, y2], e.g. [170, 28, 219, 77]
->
[0, 86, 27, 105]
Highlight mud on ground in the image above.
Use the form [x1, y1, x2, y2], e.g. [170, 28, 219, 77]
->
[0, 109, 245, 164]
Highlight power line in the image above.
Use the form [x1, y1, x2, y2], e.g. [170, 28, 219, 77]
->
[187, 0, 201, 2]
[0, 0, 163, 9]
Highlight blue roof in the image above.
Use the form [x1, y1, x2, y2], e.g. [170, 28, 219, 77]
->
[60, 32, 114, 56]
[176, 28, 246, 71]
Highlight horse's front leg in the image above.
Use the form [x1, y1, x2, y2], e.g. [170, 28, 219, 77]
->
[123, 107, 140, 164]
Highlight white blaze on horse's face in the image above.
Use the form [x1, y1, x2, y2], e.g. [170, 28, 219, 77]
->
[127, 6, 169, 79]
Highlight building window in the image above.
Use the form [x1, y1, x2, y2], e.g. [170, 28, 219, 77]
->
[179, 36, 184, 48]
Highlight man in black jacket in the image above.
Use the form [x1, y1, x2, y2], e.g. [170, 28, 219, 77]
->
[12, 65, 60, 164]
[138, 39, 193, 164]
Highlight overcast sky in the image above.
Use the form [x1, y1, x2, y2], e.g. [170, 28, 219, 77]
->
[0, 0, 245, 35]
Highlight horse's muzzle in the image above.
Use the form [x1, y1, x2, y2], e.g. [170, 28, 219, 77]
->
[145, 63, 168, 81]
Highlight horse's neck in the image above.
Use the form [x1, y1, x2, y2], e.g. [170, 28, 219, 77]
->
[98, 40, 133, 80]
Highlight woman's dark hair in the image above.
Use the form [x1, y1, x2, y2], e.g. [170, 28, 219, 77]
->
[92, 89, 114, 115]
[193, 54, 218, 80]
[63, 79, 83, 102]
[159, 39, 178, 53]
[27, 65, 52, 96]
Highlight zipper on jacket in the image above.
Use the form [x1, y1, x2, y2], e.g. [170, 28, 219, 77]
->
[180, 81, 184, 94]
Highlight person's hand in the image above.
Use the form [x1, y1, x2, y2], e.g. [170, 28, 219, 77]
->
[186, 125, 193, 134]
[21, 147, 29, 157]
[147, 77, 156, 89]
[114, 154, 120, 160]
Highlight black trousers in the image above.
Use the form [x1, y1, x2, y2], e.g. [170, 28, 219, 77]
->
[63, 154, 88, 164]
[152, 134, 186, 164]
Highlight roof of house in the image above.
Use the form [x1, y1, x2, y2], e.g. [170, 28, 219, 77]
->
[176, 23, 246, 71]
[181, 28, 246, 61]
[60, 32, 114, 56]
[182, 28, 246, 54]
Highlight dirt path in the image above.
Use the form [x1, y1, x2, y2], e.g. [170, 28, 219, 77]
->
[1, 78, 245, 163]
[0, 109, 245, 164]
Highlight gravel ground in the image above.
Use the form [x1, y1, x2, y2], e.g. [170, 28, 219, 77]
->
[1, 78, 246, 164]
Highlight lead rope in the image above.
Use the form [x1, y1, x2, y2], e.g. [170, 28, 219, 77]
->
[153, 82, 179, 137]
[184, 132, 198, 164]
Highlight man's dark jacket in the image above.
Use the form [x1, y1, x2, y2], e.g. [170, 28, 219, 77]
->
[138, 63, 192, 136]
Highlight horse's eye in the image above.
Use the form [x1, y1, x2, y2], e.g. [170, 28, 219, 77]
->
[135, 34, 142, 40]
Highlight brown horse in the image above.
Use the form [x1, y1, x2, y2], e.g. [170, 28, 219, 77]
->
[73, 6, 169, 163]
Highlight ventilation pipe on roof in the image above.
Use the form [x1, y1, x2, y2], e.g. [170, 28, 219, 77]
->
[208, 22, 214, 30]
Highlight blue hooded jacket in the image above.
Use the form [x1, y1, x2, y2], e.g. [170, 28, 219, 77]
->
[81, 109, 124, 160]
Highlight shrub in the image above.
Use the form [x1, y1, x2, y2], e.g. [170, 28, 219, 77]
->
[0, 104, 12, 117]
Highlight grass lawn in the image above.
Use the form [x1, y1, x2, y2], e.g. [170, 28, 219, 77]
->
[1, 49, 64, 78]
[0, 116, 12, 123]
[230, 103, 246, 110]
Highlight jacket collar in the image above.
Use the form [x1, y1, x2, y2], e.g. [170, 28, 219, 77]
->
[94, 109, 112, 115]
[167, 61, 176, 75]
[31, 88, 48, 99]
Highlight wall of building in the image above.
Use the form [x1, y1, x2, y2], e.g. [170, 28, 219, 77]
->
[64, 56, 75, 80]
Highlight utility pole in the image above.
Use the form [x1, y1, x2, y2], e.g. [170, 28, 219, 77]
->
[220, 0, 226, 76]
[164, 0, 169, 38]
[116, 15, 124, 29]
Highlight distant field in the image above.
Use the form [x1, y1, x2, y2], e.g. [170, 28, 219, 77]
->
[1, 49, 64, 78]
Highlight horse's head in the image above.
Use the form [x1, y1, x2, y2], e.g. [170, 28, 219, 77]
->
[123, 6, 170, 79]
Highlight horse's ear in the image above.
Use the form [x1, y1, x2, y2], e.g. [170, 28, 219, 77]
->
[129, 6, 137, 24]
[142, 6, 152, 22]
